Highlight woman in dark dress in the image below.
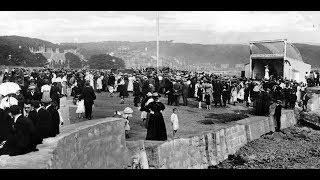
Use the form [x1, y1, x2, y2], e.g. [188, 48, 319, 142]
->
[145, 93, 167, 141]
[118, 76, 126, 104]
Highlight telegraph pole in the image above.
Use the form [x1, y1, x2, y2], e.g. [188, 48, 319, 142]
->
[156, 11, 159, 73]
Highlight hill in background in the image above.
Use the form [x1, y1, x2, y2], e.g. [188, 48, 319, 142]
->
[62, 41, 320, 68]
[0, 36, 320, 69]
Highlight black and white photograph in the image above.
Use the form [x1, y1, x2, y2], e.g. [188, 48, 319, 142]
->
[0, 10, 320, 171]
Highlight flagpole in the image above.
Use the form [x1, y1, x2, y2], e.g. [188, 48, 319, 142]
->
[156, 11, 159, 73]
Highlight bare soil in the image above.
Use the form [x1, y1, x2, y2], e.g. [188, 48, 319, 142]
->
[212, 125, 320, 169]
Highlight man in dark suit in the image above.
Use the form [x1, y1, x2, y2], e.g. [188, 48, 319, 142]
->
[81, 81, 96, 120]
[25, 86, 41, 102]
[181, 80, 189, 106]
[44, 99, 61, 137]
[33, 100, 53, 139]
[173, 80, 183, 106]
[213, 80, 223, 107]
[0, 105, 37, 156]
[0, 106, 14, 143]
[50, 82, 62, 110]
[24, 100, 42, 145]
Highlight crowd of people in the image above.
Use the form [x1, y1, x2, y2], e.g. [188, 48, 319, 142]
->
[0, 66, 315, 156]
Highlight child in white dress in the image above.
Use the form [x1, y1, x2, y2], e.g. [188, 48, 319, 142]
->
[76, 98, 85, 119]
[170, 108, 179, 138]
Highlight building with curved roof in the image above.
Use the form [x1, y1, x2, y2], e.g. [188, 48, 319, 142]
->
[245, 39, 311, 82]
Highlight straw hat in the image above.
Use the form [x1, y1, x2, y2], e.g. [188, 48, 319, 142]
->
[152, 92, 160, 97]
[123, 107, 133, 114]
[41, 97, 52, 103]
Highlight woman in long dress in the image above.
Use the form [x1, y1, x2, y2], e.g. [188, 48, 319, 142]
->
[118, 77, 126, 104]
[237, 84, 245, 103]
[231, 84, 238, 105]
[96, 76, 103, 93]
[145, 93, 167, 141]
[61, 74, 67, 96]
[127, 75, 135, 92]
[296, 83, 302, 103]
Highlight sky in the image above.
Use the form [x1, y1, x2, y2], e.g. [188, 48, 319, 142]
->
[1, 11, 320, 45]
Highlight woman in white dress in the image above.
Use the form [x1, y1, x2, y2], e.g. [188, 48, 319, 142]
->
[127, 75, 135, 92]
[61, 75, 67, 96]
[96, 76, 103, 93]
[89, 74, 94, 89]
[76, 97, 85, 119]
[231, 84, 238, 106]
[237, 84, 245, 103]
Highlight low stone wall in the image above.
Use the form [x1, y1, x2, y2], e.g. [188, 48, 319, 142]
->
[306, 87, 320, 111]
[0, 118, 129, 169]
[300, 110, 320, 127]
[0, 109, 297, 169]
[142, 109, 297, 169]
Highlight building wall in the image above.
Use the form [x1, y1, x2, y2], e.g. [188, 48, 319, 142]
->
[285, 58, 311, 83]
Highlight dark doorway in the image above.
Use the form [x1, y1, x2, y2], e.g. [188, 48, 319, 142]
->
[252, 58, 283, 80]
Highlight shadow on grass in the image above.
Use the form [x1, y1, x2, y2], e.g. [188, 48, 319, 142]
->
[199, 112, 250, 125]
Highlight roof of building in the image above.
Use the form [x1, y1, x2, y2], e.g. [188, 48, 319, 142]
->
[251, 41, 303, 62]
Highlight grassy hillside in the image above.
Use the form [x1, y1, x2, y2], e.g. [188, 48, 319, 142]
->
[293, 43, 320, 67]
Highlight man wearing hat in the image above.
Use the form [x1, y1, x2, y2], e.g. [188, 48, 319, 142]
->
[25, 85, 41, 102]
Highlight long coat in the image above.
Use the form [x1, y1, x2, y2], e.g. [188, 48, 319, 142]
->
[37, 108, 53, 139]
[0, 115, 36, 156]
[47, 105, 60, 136]
[0, 109, 14, 142]
[145, 101, 167, 141]
[27, 110, 43, 145]
[81, 86, 96, 104]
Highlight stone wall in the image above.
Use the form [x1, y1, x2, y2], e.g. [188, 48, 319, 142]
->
[141, 109, 297, 169]
[0, 110, 297, 169]
[306, 87, 320, 111]
[0, 118, 129, 169]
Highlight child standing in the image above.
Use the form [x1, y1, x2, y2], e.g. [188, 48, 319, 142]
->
[76, 96, 85, 119]
[205, 91, 211, 110]
[170, 108, 179, 138]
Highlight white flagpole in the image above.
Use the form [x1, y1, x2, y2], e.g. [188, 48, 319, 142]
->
[156, 11, 159, 72]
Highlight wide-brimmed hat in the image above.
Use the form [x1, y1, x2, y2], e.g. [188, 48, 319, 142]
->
[41, 97, 52, 103]
[28, 85, 36, 89]
[152, 92, 161, 97]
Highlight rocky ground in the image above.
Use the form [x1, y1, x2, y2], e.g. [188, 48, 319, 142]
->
[212, 124, 320, 169]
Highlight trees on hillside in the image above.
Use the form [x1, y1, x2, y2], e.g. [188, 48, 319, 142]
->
[88, 54, 125, 69]
[65, 52, 82, 69]
[0, 44, 47, 67]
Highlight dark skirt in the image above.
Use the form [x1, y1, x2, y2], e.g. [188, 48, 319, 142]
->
[146, 112, 167, 141]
